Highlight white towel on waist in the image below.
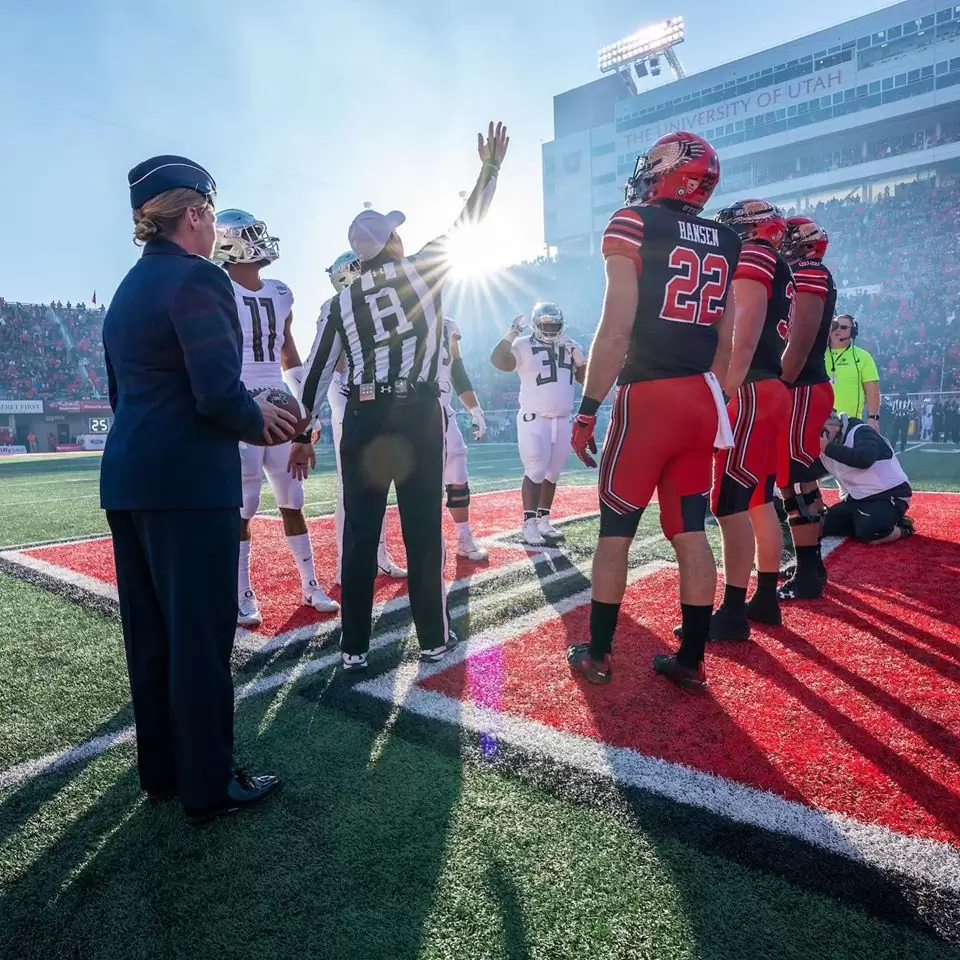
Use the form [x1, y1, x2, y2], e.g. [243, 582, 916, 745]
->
[704, 372, 734, 449]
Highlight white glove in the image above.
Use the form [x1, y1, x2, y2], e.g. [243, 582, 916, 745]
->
[504, 315, 526, 342]
[282, 364, 305, 399]
[468, 406, 486, 441]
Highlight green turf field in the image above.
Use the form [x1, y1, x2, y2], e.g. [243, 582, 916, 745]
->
[1, 444, 958, 960]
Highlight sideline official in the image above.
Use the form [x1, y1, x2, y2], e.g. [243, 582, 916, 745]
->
[302, 122, 509, 672]
[101, 156, 295, 824]
[826, 314, 881, 425]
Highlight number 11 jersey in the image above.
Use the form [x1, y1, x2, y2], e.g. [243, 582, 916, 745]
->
[601, 203, 741, 384]
[231, 277, 293, 389]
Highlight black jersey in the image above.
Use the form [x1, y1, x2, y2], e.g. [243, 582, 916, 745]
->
[790, 259, 837, 386]
[732, 240, 794, 384]
[601, 203, 741, 384]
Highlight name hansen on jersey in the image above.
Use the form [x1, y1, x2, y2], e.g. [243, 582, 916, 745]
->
[601, 203, 741, 383]
[232, 278, 293, 388]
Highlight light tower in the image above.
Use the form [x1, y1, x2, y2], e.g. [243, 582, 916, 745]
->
[597, 16, 686, 93]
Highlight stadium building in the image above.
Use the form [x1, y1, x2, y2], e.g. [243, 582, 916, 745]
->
[542, 0, 960, 254]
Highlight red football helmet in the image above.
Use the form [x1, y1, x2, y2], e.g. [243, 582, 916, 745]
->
[714, 199, 787, 249]
[624, 131, 720, 213]
[781, 216, 829, 263]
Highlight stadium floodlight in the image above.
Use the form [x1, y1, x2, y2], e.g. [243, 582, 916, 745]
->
[598, 16, 687, 80]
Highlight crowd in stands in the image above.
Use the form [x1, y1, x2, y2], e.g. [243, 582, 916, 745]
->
[0, 298, 105, 400]
[2, 178, 958, 415]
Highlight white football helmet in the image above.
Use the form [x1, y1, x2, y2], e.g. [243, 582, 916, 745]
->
[213, 209, 280, 265]
[327, 251, 361, 291]
[531, 302, 564, 344]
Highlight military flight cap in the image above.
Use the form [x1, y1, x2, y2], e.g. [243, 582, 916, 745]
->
[128, 155, 216, 210]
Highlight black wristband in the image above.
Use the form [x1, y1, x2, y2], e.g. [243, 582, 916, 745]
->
[292, 432, 311, 444]
[578, 397, 601, 417]
[868, 414, 879, 421]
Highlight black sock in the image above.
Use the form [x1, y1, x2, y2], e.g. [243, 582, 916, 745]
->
[677, 604, 711, 668]
[795, 545, 819, 576]
[523, 510, 536, 521]
[753, 572, 779, 604]
[588, 600, 620, 659]
[722, 585, 747, 611]
[537, 509, 549, 519]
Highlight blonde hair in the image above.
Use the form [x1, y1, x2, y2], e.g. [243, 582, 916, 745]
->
[132, 188, 212, 244]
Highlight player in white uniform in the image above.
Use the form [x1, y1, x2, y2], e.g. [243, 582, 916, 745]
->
[213, 209, 339, 626]
[325, 252, 406, 582]
[490, 302, 586, 545]
[437, 316, 488, 561]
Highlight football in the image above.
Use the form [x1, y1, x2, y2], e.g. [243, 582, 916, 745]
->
[249, 387, 310, 445]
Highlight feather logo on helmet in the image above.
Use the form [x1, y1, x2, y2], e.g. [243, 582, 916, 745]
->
[624, 132, 718, 213]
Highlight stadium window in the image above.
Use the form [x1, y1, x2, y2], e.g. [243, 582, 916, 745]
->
[895, 73, 907, 86]
[904, 20, 918, 36]
[870, 80, 881, 92]
[857, 36, 871, 49]
[919, 14, 935, 29]
[952, 57, 960, 70]
[842, 40, 856, 49]
[908, 69, 920, 82]
[922, 65, 934, 78]
[828, 45, 840, 54]
[936, 60, 948, 74]
[882, 76, 894, 89]
[788, 105, 797, 117]
[815, 49, 826, 58]
[766, 111, 775, 123]
[873, 31, 886, 42]
[725, 123, 734, 134]
[833, 92, 844, 104]
[761, 67, 773, 76]
[797, 101, 808, 113]
[888, 25, 902, 39]
[735, 120, 744, 131]
[745, 117, 754, 127]
[844, 89, 856, 101]
[821, 96, 831, 107]
[936, 9, 952, 24]
[776, 108, 786, 120]
[590, 142, 615, 157]
[857, 85, 868, 97]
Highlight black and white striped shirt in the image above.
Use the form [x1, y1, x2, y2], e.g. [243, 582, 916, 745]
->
[301, 237, 450, 414]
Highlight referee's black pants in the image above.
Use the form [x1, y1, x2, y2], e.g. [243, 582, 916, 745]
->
[891, 415, 910, 453]
[106, 509, 238, 809]
[340, 391, 447, 654]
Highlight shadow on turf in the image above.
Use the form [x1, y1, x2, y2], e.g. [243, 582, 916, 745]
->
[0, 640, 480, 960]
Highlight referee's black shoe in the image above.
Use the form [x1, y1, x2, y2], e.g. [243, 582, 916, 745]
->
[421, 629, 460, 663]
[184, 768, 281, 826]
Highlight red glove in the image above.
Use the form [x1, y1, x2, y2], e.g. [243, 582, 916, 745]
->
[571, 413, 598, 467]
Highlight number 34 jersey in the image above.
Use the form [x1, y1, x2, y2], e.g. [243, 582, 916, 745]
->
[601, 203, 741, 384]
[231, 278, 294, 389]
[511, 335, 585, 417]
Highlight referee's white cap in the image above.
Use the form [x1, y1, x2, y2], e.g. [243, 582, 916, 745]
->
[348, 209, 406, 261]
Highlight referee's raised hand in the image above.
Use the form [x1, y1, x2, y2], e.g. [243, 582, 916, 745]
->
[478, 121, 509, 170]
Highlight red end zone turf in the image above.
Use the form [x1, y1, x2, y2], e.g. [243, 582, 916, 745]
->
[421, 492, 960, 848]
[15, 486, 600, 638]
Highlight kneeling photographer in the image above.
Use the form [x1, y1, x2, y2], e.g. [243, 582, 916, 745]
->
[820, 412, 915, 545]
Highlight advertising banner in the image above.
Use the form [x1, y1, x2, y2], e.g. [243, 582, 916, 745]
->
[0, 444, 27, 455]
[0, 400, 44, 414]
[45, 400, 112, 413]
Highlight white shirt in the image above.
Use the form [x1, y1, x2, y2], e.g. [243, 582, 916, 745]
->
[232, 277, 294, 389]
[511, 334, 585, 417]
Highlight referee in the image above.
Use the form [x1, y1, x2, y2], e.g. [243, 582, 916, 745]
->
[302, 121, 509, 672]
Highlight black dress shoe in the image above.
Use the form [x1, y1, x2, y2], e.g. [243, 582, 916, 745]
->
[184, 769, 281, 826]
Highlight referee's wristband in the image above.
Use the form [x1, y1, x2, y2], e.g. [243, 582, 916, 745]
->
[578, 397, 601, 417]
[868, 414, 879, 421]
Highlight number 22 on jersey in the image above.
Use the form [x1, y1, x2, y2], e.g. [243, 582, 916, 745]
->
[659, 246, 730, 326]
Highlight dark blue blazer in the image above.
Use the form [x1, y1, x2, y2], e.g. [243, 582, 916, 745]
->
[100, 238, 264, 511]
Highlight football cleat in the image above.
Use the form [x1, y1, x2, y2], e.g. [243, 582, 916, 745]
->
[652, 654, 707, 691]
[237, 590, 262, 628]
[567, 644, 612, 685]
[302, 581, 340, 614]
[777, 574, 824, 602]
[898, 516, 916, 539]
[673, 604, 750, 642]
[745, 594, 782, 626]
[420, 629, 459, 663]
[537, 517, 564, 540]
[340, 651, 368, 673]
[378, 550, 407, 579]
[522, 518, 545, 546]
[457, 532, 489, 562]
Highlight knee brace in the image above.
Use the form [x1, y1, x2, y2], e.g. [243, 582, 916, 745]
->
[446, 483, 470, 509]
[787, 489, 823, 527]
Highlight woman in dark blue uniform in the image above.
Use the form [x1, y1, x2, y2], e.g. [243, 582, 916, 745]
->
[101, 155, 296, 824]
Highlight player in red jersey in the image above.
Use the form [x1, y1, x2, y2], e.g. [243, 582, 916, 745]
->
[777, 216, 836, 600]
[568, 131, 741, 691]
[704, 200, 793, 640]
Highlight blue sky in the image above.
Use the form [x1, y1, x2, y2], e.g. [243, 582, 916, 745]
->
[1, 0, 884, 336]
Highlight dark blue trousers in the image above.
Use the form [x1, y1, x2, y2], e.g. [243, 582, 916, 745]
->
[107, 509, 239, 809]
